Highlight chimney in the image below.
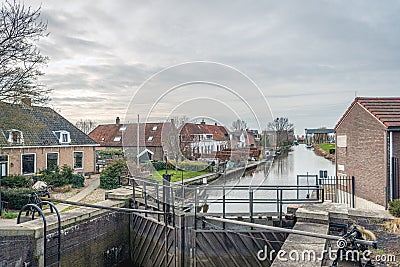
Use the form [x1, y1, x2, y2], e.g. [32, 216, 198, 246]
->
[201, 119, 206, 125]
[21, 98, 31, 107]
[215, 122, 218, 126]
[116, 116, 120, 125]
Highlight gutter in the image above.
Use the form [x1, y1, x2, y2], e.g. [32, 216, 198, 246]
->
[389, 130, 393, 202]
[1, 144, 100, 149]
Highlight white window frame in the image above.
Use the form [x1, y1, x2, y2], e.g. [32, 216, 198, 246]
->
[21, 153, 36, 175]
[73, 151, 84, 169]
[53, 130, 71, 144]
[0, 154, 9, 177]
[7, 129, 24, 144]
[46, 152, 59, 170]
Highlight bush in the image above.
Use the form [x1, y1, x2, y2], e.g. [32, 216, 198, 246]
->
[100, 159, 128, 190]
[41, 172, 68, 187]
[71, 174, 84, 188]
[389, 199, 400, 217]
[178, 160, 209, 172]
[0, 188, 33, 210]
[40, 164, 79, 188]
[1, 175, 32, 188]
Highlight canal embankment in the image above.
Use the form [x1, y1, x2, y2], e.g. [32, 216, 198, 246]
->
[313, 144, 335, 162]
[170, 159, 269, 186]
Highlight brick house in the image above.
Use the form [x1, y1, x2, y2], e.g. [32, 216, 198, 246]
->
[179, 121, 230, 159]
[335, 97, 400, 209]
[0, 101, 98, 177]
[89, 117, 176, 162]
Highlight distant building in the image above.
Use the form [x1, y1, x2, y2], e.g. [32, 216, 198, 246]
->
[179, 120, 229, 159]
[335, 97, 400, 210]
[0, 101, 98, 176]
[89, 117, 176, 162]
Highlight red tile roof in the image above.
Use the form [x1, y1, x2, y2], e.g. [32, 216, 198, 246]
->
[336, 97, 400, 129]
[180, 123, 229, 141]
[89, 122, 175, 147]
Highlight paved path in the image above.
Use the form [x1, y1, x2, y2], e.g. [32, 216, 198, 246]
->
[55, 177, 100, 212]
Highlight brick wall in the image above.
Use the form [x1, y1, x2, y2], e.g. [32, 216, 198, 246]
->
[0, 209, 130, 267]
[336, 103, 388, 207]
[2, 146, 96, 175]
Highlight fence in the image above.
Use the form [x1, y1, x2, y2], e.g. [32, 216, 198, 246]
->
[128, 176, 325, 227]
[297, 174, 355, 208]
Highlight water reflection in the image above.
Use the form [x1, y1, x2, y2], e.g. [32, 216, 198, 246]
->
[205, 144, 335, 212]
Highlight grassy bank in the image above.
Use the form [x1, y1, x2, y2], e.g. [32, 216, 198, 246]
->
[152, 170, 211, 183]
[317, 143, 335, 153]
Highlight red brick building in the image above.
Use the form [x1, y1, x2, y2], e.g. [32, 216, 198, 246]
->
[89, 118, 176, 162]
[335, 97, 400, 209]
[0, 101, 98, 176]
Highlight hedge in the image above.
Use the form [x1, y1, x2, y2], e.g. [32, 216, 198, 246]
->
[178, 160, 209, 172]
[0, 175, 32, 188]
[1, 188, 33, 210]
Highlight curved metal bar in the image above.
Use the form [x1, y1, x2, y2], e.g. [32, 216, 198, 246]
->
[42, 201, 61, 265]
[17, 204, 48, 266]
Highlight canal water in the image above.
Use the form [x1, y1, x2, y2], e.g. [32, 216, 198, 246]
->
[205, 144, 335, 213]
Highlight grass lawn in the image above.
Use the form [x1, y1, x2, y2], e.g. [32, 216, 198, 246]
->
[318, 143, 336, 153]
[152, 169, 211, 183]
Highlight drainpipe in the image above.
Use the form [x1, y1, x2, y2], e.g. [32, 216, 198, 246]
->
[389, 131, 393, 201]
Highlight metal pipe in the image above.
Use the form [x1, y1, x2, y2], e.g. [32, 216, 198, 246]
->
[204, 216, 377, 247]
[43, 198, 165, 214]
[389, 131, 393, 201]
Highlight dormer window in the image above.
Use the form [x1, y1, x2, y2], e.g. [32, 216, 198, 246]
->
[114, 136, 121, 142]
[152, 126, 158, 131]
[148, 136, 153, 141]
[53, 130, 71, 144]
[7, 129, 24, 144]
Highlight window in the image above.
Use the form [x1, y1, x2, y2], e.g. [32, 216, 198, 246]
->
[113, 136, 121, 142]
[53, 131, 70, 144]
[100, 137, 105, 142]
[73, 152, 83, 169]
[148, 136, 153, 141]
[152, 126, 158, 131]
[62, 133, 69, 143]
[0, 155, 8, 178]
[47, 152, 59, 171]
[206, 134, 213, 140]
[7, 130, 23, 144]
[22, 154, 35, 174]
[119, 126, 126, 132]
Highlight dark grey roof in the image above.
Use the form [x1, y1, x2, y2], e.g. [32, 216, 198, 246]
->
[0, 102, 97, 147]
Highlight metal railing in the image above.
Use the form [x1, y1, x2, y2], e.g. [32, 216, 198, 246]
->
[127, 176, 325, 226]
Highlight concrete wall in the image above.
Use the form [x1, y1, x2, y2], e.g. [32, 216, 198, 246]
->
[1, 145, 96, 175]
[336, 103, 388, 207]
[0, 200, 130, 267]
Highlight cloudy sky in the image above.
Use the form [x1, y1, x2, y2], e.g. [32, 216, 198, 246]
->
[26, 0, 400, 134]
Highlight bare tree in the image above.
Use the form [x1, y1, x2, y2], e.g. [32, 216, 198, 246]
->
[0, 0, 50, 103]
[232, 119, 247, 132]
[76, 119, 98, 134]
[267, 117, 295, 147]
